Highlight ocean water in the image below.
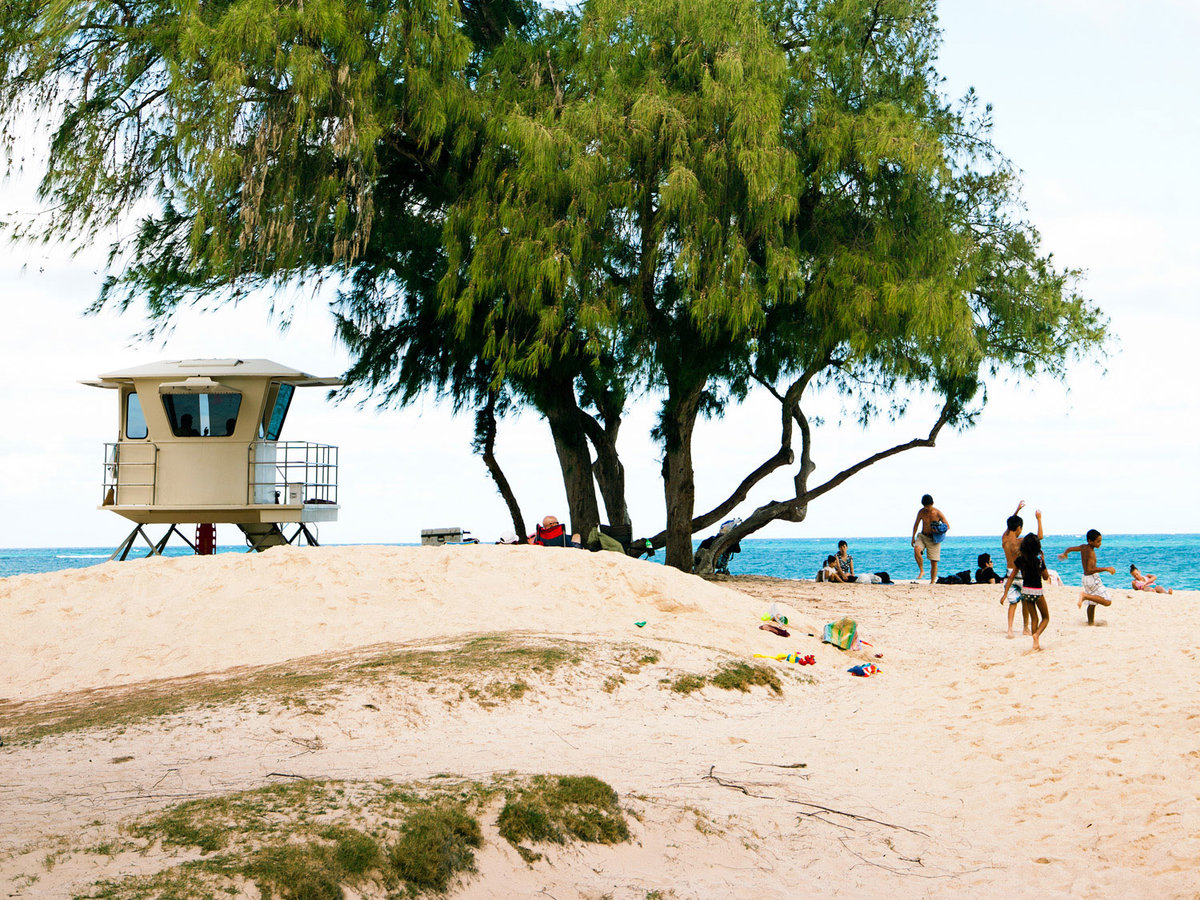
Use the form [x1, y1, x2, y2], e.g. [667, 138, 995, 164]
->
[719, 533, 1200, 592]
[2, 533, 1197, 591]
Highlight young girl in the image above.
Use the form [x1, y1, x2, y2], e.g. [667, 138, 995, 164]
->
[1001, 533, 1050, 650]
[836, 540, 855, 578]
[1130, 564, 1173, 594]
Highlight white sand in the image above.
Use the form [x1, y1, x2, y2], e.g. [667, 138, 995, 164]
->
[2, 545, 1199, 897]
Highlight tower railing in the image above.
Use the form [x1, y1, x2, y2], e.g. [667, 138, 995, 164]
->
[101, 442, 158, 506]
[248, 441, 339, 506]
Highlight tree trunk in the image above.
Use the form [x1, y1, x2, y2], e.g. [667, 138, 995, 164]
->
[580, 410, 629, 526]
[541, 380, 601, 539]
[661, 385, 703, 571]
[475, 393, 528, 542]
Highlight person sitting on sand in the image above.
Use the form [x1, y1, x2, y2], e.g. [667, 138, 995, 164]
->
[976, 553, 1000, 584]
[534, 516, 582, 548]
[1060, 529, 1115, 625]
[1130, 563, 1173, 594]
[836, 540, 855, 578]
[1000, 533, 1050, 650]
[821, 554, 851, 583]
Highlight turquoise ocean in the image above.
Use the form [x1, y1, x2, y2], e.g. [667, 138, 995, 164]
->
[2, 533, 1197, 591]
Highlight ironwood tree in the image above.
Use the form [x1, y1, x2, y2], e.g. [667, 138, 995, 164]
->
[1, 0, 1106, 569]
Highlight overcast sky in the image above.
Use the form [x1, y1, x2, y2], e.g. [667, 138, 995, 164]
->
[2, 0, 1196, 549]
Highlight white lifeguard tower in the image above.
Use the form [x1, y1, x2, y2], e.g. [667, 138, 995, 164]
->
[84, 358, 343, 558]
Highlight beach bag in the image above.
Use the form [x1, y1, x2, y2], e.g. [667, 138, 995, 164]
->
[931, 520, 949, 544]
[937, 570, 972, 585]
[587, 525, 625, 554]
[822, 618, 858, 651]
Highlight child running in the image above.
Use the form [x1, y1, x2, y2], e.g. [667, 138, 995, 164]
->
[1001, 533, 1050, 650]
[1059, 529, 1115, 624]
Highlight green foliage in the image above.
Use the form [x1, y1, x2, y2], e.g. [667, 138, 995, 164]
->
[1, 0, 1108, 565]
[389, 805, 483, 892]
[710, 662, 783, 696]
[497, 774, 630, 856]
[669, 661, 783, 696]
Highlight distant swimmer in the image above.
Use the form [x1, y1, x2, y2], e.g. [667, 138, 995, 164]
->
[1060, 530, 1115, 625]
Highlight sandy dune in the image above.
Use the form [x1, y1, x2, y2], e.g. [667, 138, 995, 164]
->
[2, 545, 1198, 897]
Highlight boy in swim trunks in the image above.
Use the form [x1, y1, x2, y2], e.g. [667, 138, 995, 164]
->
[1000, 501, 1042, 638]
[1059, 529, 1115, 624]
[911, 494, 950, 584]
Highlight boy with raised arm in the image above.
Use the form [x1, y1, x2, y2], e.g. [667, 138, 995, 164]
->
[1000, 501, 1043, 638]
[1060, 529, 1115, 624]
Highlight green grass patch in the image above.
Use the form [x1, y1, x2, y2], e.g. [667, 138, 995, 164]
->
[75, 773, 625, 898]
[669, 673, 708, 694]
[709, 662, 783, 696]
[497, 774, 630, 862]
[389, 806, 483, 892]
[668, 662, 782, 697]
[0, 634, 590, 744]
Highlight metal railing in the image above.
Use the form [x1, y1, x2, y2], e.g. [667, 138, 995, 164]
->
[248, 441, 339, 506]
[102, 442, 158, 506]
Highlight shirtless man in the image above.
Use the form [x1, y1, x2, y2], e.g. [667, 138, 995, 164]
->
[1060, 530, 1115, 624]
[1000, 501, 1043, 638]
[911, 494, 949, 584]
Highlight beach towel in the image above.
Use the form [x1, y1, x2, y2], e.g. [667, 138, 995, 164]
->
[931, 520, 949, 544]
[822, 618, 858, 651]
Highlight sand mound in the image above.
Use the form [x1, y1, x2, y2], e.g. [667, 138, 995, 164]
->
[1, 545, 782, 701]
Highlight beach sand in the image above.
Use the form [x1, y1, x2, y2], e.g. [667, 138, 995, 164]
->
[2, 545, 1198, 897]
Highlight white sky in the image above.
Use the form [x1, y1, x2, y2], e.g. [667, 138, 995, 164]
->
[1, 0, 1197, 549]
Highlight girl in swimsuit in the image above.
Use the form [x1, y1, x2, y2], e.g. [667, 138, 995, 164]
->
[1130, 564, 1173, 594]
[1001, 533, 1051, 650]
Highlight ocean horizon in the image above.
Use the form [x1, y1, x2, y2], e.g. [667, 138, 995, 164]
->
[3, 533, 1197, 591]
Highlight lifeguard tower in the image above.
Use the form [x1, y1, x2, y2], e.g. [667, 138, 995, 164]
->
[84, 359, 343, 558]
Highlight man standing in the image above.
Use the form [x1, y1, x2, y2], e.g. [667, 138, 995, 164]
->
[1000, 501, 1043, 638]
[911, 494, 950, 584]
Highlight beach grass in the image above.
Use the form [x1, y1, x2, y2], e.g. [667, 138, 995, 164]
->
[71, 774, 627, 899]
[0, 634, 669, 744]
[667, 661, 783, 696]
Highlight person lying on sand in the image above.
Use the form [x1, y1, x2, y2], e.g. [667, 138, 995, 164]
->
[1130, 563, 1173, 594]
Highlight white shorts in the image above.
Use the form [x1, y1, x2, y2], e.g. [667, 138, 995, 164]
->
[1082, 573, 1108, 604]
[1006, 570, 1023, 605]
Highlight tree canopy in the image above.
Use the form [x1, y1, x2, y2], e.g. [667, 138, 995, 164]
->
[1, 0, 1106, 570]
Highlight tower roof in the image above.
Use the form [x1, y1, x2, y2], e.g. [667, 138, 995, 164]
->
[83, 358, 343, 388]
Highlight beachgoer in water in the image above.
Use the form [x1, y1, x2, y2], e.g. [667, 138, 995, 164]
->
[911, 494, 950, 584]
[1060, 529, 1115, 624]
[1130, 563, 1173, 594]
[1001, 501, 1043, 638]
[1000, 533, 1050, 650]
